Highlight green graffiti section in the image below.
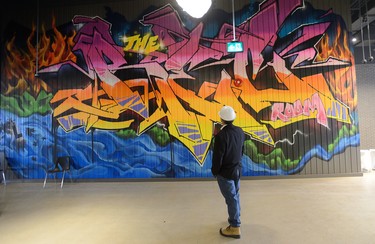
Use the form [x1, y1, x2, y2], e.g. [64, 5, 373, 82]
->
[327, 125, 358, 153]
[0, 91, 52, 116]
[244, 124, 358, 171]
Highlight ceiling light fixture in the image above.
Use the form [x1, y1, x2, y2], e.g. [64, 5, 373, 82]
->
[176, 0, 212, 18]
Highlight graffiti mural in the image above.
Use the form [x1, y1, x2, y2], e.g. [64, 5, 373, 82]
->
[1, 0, 360, 179]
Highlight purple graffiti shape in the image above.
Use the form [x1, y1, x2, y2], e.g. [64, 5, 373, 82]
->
[39, 16, 127, 87]
[72, 16, 127, 86]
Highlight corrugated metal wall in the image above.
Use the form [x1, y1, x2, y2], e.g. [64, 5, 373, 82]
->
[0, 0, 361, 180]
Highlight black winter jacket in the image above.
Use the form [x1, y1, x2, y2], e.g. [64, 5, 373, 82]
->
[211, 123, 245, 180]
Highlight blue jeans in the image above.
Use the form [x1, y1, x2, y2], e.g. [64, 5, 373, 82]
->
[217, 175, 241, 227]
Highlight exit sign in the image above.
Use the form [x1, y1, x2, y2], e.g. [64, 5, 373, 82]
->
[227, 41, 244, 53]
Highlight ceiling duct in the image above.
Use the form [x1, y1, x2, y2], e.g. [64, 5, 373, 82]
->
[364, 0, 374, 61]
[351, 0, 375, 63]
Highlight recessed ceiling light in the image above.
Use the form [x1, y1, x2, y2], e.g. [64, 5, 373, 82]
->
[352, 37, 357, 42]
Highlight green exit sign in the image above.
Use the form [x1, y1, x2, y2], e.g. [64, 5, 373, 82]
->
[227, 41, 244, 53]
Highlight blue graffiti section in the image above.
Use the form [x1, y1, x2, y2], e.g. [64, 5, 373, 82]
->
[0, 110, 360, 179]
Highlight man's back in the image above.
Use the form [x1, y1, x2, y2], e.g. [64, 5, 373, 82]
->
[212, 123, 245, 179]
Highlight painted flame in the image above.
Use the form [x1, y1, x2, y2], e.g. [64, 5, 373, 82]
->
[315, 22, 357, 110]
[4, 16, 76, 96]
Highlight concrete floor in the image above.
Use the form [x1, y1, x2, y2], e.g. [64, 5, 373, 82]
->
[0, 173, 375, 244]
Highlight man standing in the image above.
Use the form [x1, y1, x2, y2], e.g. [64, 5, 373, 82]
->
[212, 105, 245, 239]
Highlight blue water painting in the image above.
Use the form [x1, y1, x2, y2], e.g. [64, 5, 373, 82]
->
[0, 110, 360, 179]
